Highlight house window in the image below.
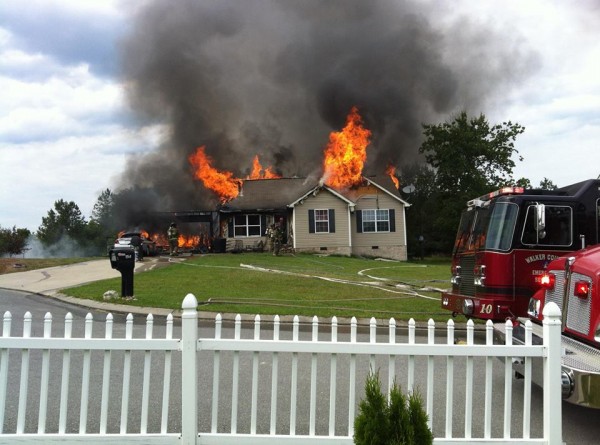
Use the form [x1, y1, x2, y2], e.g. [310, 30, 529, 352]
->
[234, 214, 262, 237]
[362, 209, 390, 233]
[309, 209, 336, 234]
[314, 209, 329, 233]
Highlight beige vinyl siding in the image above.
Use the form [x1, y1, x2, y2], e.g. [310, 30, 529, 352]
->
[352, 193, 405, 247]
[294, 191, 350, 249]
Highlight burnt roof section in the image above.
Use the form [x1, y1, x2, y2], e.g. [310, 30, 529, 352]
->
[220, 175, 406, 213]
[362, 175, 403, 198]
[220, 177, 317, 212]
[340, 175, 407, 206]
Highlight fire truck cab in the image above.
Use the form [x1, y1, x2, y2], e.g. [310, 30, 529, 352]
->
[441, 179, 600, 321]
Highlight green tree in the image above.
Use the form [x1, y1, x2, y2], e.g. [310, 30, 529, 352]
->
[399, 163, 440, 257]
[513, 177, 532, 188]
[539, 177, 558, 190]
[420, 111, 525, 192]
[37, 199, 87, 246]
[0, 226, 31, 257]
[90, 188, 118, 253]
[417, 111, 525, 253]
[91, 188, 116, 229]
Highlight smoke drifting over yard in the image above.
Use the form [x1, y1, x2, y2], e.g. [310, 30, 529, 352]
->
[116, 0, 538, 215]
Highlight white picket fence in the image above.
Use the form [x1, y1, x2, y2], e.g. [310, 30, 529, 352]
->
[0, 294, 563, 444]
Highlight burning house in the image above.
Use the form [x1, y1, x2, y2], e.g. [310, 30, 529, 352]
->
[112, 102, 410, 259]
[112, 1, 531, 257]
[220, 175, 409, 260]
[185, 107, 410, 260]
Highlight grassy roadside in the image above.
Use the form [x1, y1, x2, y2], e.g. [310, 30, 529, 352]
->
[0, 257, 97, 274]
[63, 253, 463, 322]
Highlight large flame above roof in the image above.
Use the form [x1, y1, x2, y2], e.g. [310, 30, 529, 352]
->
[189, 107, 380, 202]
[188, 146, 242, 203]
[248, 155, 281, 179]
[321, 106, 371, 189]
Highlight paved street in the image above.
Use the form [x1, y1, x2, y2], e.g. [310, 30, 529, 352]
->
[0, 262, 599, 442]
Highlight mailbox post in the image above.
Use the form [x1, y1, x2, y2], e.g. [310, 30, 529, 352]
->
[109, 248, 135, 298]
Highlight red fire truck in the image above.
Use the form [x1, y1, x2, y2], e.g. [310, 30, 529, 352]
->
[495, 245, 600, 408]
[528, 246, 600, 407]
[441, 179, 600, 320]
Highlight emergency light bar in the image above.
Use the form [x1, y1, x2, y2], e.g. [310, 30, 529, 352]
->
[467, 186, 524, 207]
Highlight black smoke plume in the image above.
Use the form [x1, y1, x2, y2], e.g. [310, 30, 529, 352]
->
[115, 0, 537, 222]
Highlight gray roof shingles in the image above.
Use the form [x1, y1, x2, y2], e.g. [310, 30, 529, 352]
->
[220, 175, 402, 212]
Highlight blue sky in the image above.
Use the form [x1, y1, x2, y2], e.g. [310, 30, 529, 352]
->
[1, 0, 599, 231]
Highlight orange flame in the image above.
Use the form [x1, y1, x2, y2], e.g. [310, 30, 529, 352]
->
[188, 146, 242, 203]
[117, 230, 151, 239]
[178, 234, 201, 248]
[149, 233, 168, 246]
[385, 164, 400, 189]
[322, 106, 371, 189]
[248, 155, 281, 179]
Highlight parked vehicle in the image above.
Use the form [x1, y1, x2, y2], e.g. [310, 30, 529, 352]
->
[495, 245, 600, 408]
[441, 179, 600, 321]
[114, 231, 157, 257]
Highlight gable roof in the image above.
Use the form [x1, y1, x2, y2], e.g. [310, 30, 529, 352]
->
[288, 183, 355, 208]
[220, 175, 409, 212]
[219, 177, 316, 212]
[352, 175, 411, 207]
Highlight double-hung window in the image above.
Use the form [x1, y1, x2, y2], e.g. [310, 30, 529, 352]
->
[362, 209, 390, 233]
[308, 209, 336, 234]
[234, 214, 262, 237]
[314, 209, 330, 233]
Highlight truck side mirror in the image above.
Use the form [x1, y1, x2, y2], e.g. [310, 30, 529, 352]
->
[535, 203, 546, 239]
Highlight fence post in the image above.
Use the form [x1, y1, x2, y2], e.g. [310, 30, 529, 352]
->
[542, 302, 562, 445]
[181, 293, 199, 445]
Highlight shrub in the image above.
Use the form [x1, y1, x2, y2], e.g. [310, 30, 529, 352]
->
[354, 370, 433, 445]
[354, 371, 390, 445]
[409, 390, 433, 445]
[389, 382, 413, 445]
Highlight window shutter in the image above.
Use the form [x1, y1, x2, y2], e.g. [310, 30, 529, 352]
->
[308, 209, 315, 233]
[356, 210, 363, 233]
[329, 209, 335, 233]
[261, 215, 267, 234]
[389, 209, 396, 232]
[228, 219, 234, 237]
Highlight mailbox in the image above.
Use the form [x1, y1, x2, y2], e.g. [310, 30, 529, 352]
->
[109, 248, 135, 297]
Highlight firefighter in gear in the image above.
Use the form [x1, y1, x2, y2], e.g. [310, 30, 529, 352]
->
[268, 220, 284, 256]
[265, 224, 276, 253]
[130, 234, 143, 261]
[168, 223, 179, 256]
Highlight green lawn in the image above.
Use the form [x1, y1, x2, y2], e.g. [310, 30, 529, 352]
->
[64, 253, 463, 322]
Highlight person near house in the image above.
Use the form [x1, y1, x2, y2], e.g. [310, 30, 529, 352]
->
[272, 219, 284, 256]
[130, 234, 143, 261]
[168, 222, 180, 256]
[265, 223, 276, 253]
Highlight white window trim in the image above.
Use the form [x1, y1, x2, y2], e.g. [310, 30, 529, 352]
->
[314, 209, 330, 234]
[234, 214, 262, 238]
[362, 209, 390, 233]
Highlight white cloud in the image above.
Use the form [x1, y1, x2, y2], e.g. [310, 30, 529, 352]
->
[0, 124, 165, 231]
[0, 2, 155, 231]
[457, 0, 600, 186]
[0, 68, 123, 142]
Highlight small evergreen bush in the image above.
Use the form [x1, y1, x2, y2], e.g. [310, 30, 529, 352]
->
[354, 371, 390, 445]
[354, 370, 433, 445]
[409, 389, 433, 445]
